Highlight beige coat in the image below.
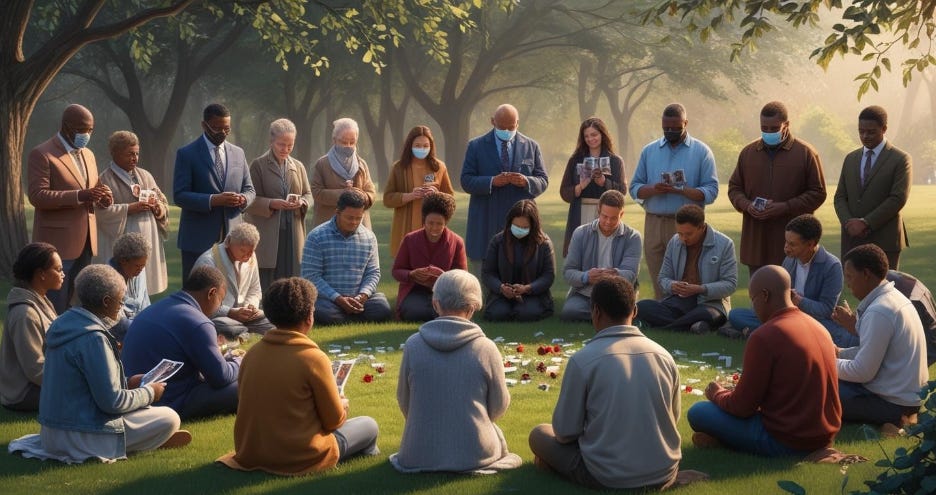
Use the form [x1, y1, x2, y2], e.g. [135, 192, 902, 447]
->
[309, 155, 377, 229]
[244, 150, 313, 268]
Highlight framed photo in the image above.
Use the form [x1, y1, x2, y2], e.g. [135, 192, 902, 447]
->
[753, 196, 769, 211]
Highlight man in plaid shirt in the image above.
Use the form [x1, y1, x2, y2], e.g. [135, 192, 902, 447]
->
[301, 190, 392, 324]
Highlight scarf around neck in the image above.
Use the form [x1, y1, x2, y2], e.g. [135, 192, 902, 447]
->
[327, 145, 360, 181]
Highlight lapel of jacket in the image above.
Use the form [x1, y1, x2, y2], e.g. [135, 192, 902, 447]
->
[512, 134, 526, 171]
[199, 138, 225, 190]
[265, 152, 286, 192]
[484, 131, 502, 171]
[52, 138, 86, 187]
[862, 143, 892, 191]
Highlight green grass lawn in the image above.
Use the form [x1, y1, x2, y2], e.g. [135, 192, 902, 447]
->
[1, 185, 934, 494]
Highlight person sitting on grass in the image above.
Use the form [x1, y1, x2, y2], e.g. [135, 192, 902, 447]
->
[391, 270, 521, 473]
[121, 266, 240, 420]
[635, 204, 736, 334]
[9, 265, 190, 464]
[530, 277, 707, 490]
[193, 222, 274, 340]
[832, 244, 927, 433]
[724, 214, 853, 346]
[688, 266, 842, 457]
[107, 232, 151, 343]
[217, 277, 379, 475]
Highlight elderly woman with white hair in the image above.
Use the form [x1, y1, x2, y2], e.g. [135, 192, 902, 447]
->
[309, 117, 377, 229]
[9, 264, 190, 464]
[245, 118, 314, 291]
[107, 232, 151, 342]
[95, 130, 170, 295]
[193, 222, 274, 340]
[390, 269, 522, 473]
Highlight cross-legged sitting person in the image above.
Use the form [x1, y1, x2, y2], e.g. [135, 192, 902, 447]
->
[832, 244, 927, 431]
[107, 232, 150, 343]
[725, 214, 854, 346]
[121, 266, 240, 419]
[217, 277, 379, 475]
[301, 190, 392, 325]
[560, 190, 641, 321]
[635, 204, 736, 334]
[688, 266, 842, 457]
[193, 222, 273, 340]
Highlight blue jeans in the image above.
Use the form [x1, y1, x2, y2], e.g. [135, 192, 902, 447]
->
[314, 294, 392, 325]
[334, 416, 380, 460]
[728, 308, 761, 332]
[687, 402, 805, 457]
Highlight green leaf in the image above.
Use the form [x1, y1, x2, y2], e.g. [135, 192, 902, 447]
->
[777, 480, 806, 495]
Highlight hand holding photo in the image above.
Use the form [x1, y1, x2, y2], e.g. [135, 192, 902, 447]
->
[660, 171, 673, 186]
[140, 359, 184, 387]
[753, 196, 769, 211]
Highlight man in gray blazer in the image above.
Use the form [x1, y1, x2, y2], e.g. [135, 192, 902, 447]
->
[834, 106, 911, 269]
[561, 190, 642, 321]
[636, 205, 737, 334]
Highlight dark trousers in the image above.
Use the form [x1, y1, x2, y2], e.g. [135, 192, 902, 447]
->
[839, 380, 920, 426]
[179, 380, 239, 420]
[2, 383, 41, 412]
[181, 250, 202, 283]
[484, 295, 552, 322]
[398, 290, 437, 322]
[637, 295, 724, 332]
[47, 238, 92, 314]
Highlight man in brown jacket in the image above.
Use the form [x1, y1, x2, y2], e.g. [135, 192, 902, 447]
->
[834, 106, 911, 269]
[27, 104, 113, 313]
[728, 101, 826, 276]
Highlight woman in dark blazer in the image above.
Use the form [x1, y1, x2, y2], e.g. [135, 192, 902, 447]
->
[482, 200, 555, 321]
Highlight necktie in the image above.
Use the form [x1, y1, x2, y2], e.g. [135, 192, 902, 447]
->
[72, 150, 87, 185]
[214, 145, 225, 181]
[500, 139, 510, 172]
[862, 149, 874, 187]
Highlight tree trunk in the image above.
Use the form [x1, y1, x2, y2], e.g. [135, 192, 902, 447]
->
[0, 94, 32, 278]
[435, 109, 473, 189]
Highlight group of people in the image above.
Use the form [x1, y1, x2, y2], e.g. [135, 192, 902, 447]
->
[0, 97, 932, 491]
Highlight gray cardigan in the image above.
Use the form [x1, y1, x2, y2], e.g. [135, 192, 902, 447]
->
[563, 220, 642, 296]
[658, 224, 737, 316]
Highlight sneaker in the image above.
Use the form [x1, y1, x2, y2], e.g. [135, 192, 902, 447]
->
[689, 321, 712, 335]
[717, 325, 744, 339]
[159, 430, 193, 449]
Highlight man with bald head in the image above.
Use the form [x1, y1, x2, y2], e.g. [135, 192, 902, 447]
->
[461, 104, 548, 266]
[687, 265, 841, 457]
[28, 104, 114, 313]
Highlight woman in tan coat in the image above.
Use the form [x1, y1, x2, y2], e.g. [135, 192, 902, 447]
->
[245, 119, 314, 291]
[383, 126, 455, 257]
[309, 118, 377, 229]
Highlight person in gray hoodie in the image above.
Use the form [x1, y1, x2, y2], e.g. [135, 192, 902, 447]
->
[390, 269, 521, 473]
[0, 243, 62, 411]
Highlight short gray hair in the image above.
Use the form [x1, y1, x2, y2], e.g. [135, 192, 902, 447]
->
[75, 264, 125, 310]
[112, 232, 150, 262]
[332, 117, 359, 140]
[225, 222, 260, 248]
[432, 269, 482, 312]
[269, 118, 297, 139]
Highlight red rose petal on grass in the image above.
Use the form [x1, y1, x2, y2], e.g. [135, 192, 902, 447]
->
[516, 344, 525, 353]
[684, 385, 693, 393]
[504, 361, 511, 367]
[549, 372, 558, 379]
[552, 345, 561, 353]
[376, 366, 385, 374]
[521, 373, 531, 381]
[536, 362, 547, 373]
[537, 346, 548, 355]
[362, 374, 374, 383]
[732, 373, 740, 382]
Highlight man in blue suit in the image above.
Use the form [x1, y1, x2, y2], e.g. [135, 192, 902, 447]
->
[461, 104, 549, 264]
[174, 103, 256, 280]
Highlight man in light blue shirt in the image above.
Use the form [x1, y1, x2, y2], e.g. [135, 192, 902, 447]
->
[630, 103, 718, 300]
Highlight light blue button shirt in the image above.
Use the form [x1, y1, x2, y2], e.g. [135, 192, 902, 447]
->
[629, 134, 719, 215]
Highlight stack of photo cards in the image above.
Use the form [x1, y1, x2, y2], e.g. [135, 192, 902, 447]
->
[576, 157, 613, 182]
[661, 169, 687, 189]
[140, 359, 184, 387]
[332, 360, 355, 395]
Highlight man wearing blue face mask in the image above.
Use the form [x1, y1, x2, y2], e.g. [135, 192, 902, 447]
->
[28, 104, 114, 313]
[461, 104, 549, 270]
[728, 101, 827, 277]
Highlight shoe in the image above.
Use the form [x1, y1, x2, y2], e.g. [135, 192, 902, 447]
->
[159, 430, 193, 449]
[717, 325, 743, 339]
[691, 432, 721, 449]
[880, 423, 905, 438]
[689, 321, 712, 335]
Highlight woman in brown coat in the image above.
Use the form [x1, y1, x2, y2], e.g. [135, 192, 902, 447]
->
[309, 118, 377, 229]
[245, 119, 314, 291]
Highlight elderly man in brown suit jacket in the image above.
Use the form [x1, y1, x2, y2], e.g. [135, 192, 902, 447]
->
[27, 104, 113, 313]
[728, 101, 827, 277]
[834, 106, 911, 269]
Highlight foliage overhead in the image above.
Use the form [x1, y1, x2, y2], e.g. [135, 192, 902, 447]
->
[640, 1, 936, 99]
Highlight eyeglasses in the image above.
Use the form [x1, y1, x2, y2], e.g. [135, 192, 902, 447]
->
[204, 122, 232, 135]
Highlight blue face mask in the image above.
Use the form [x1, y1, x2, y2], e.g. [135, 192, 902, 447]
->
[761, 130, 783, 146]
[412, 147, 430, 159]
[495, 128, 516, 142]
[510, 224, 530, 239]
[73, 132, 91, 149]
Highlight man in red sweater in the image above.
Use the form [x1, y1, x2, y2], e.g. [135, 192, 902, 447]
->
[687, 265, 841, 456]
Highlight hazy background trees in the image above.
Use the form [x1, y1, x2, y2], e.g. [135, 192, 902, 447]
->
[6, 0, 936, 280]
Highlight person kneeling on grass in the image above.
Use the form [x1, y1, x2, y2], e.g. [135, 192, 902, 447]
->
[530, 277, 707, 490]
[391, 270, 521, 473]
[9, 265, 190, 464]
[217, 277, 379, 475]
[688, 266, 842, 458]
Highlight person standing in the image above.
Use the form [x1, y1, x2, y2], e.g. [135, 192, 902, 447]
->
[173, 103, 256, 281]
[559, 117, 627, 257]
[28, 104, 113, 313]
[244, 118, 313, 291]
[461, 104, 549, 266]
[834, 105, 911, 269]
[728, 101, 826, 276]
[630, 104, 719, 299]
[309, 117, 378, 229]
